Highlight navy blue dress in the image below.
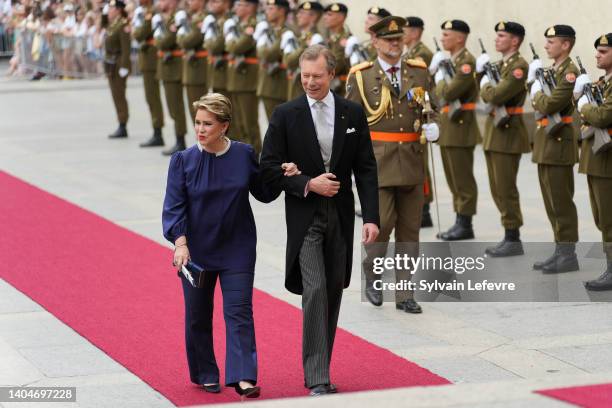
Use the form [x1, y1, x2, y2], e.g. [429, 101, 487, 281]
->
[162, 140, 278, 386]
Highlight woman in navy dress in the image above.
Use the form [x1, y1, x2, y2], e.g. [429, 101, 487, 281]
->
[162, 93, 299, 398]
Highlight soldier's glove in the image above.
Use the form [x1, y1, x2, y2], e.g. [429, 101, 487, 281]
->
[434, 69, 445, 85]
[201, 14, 216, 34]
[344, 35, 360, 57]
[253, 20, 269, 41]
[527, 59, 542, 83]
[132, 6, 144, 27]
[475, 53, 490, 73]
[281, 30, 296, 53]
[151, 13, 163, 30]
[223, 17, 236, 35]
[310, 33, 324, 45]
[102, 3, 109, 15]
[422, 123, 440, 142]
[480, 74, 490, 88]
[118, 67, 129, 78]
[429, 51, 448, 75]
[530, 80, 542, 99]
[577, 94, 589, 112]
[174, 10, 188, 28]
[573, 74, 591, 99]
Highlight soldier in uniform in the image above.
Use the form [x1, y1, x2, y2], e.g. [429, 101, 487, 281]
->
[528, 25, 580, 272]
[363, 7, 391, 60]
[430, 20, 481, 240]
[177, 0, 208, 124]
[104, 0, 131, 139]
[404, 16, 434, 228]
[575, 33, 612, 290]
[347, 16, 439, 314]
[283, 1, 324, 101]
[203, 0, 231, 96]
[478, 21, 530, 256]
[322, 3, 350, 96]
[256, 0, 291, 120]
[225, 0, 262, 153]
[132, 0, 166, 147]
[154, 0, 188, 155]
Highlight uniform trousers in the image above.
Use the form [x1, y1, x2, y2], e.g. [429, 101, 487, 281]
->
[142, 70, 164, 129]
[231, 92, 262, 155]
[587, 175, 612, 260]
[108, 72, 128, 124]
[185, 84, 208, 123]
[538, 164, 578, 243]
[261, 97, 284, 121]
[162, 81, 187, 136]
[441, 146, 478, 216]
[484, 151, 523, 229]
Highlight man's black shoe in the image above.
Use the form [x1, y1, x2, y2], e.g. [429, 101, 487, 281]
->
[328, 384, 338, 393]
[309, 384, 331, 396]
[439, 214, 474, 240]
[365, 281, 383, 306]
[396, 299, 422, 314]
[140, 128, 164, 147]
[542, 253, 579, 274]
[108, 124, 128, 139]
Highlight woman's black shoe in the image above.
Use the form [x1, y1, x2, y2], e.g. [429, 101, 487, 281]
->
[234, 384, 260, 398]
[201, 383, 221, 393]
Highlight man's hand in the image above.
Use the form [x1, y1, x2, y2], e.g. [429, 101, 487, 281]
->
[429, 51, 447, 75]
[434, 69, 445, 85]
[118, 68, 129, 78]
[577, 94, 589, 112]
[530, 80, 542, 99]
[307, 173, 340, 197]
[281, 162, 301, 177]
[527, 59, 542, 83]
[362, 223, 379, 244]
[475, 53, 490, 74]
[573, 74, 591, 99]
[480, 74, 490, 88]
[422, 123, 440, 142]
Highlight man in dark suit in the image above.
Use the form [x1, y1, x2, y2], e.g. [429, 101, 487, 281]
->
[260, 44, 380, 396]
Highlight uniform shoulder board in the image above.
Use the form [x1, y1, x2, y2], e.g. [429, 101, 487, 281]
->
[405, 58, 427, 69]
[349, 61, 373, 75]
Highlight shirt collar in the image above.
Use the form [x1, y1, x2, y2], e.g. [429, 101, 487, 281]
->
[377, 57, 401, 74]
[451, 48, 465, 62]
[197, 137, 231, 157]
[306, 90, 335, 109]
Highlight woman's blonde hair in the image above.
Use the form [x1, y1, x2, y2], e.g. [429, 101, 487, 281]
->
[192, 93, 232, 124]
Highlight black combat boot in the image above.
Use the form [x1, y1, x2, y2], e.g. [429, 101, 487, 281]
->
[542, 243, 579, 273]
[108, 123, 128, 139]
[139, 128, 164, 147]
[584, 261, 612, 291]
[533, 245, 560, 270]
[421, 203, 433, 228]
[439, 214, 474, 241]
[485, 229, 524, 257]
[162, 134, 186, 156]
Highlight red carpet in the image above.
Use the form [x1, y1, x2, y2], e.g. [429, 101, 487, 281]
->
[536, 383, 612, 407]
[0, 170, 449, 405]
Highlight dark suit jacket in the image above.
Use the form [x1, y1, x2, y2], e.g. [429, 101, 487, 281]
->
[260, 92, 380, 295]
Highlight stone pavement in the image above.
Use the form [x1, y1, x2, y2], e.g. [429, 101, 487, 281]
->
[1, 71, 612, 407]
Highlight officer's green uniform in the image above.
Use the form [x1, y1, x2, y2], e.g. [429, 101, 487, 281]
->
[435, 48, 481, 219]
[204, 13, 229, 96]
[347, 17, 434, 309]
[105, 15, 131, 126]
[364, 40, 377, 60]
[283, 29, 318, 100]
[531, 57, 580, 243]
[326, 27, 351, 96]
[132, 5, 163, 131]
[257, 24, 291, 119]
[155, 13, 187, 141]
[178, 10, 208, 123]
[226, 16, 261, 153]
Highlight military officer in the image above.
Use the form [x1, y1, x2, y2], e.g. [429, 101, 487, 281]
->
[256, 0, 292, 120]
[478, 21, 530, 256]
[322, 3, 350, 96]
[574, 33, 612, 290]
[346, 16, 439, 314]
[177, 0, 208, 124]
[430, 20, 481, 240]
[282, 1, 324, 101]
[203, 0, 231, 96]
[225, 0, 262, 153]
[105, 0, 131, 139]
[132, 0, 166, 147]
[154, 0, 187, 155]
[363, 7, 391, 60]
[528, 25, 580, 273]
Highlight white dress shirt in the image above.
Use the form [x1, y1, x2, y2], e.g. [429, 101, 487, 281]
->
[377, 57, 402, 85]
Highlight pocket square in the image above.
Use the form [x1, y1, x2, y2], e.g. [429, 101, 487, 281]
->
[346, 128, 356, 134]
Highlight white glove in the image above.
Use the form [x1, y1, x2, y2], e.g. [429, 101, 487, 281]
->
[280, 30, 295, 50]
[475, 53, 490, 74]
[309, 33, 324, 45]
[223, 17, 236, 35]
[151, 14, 163, 30]
[132, 6, 144, 26]
[102, 4, 109, 15]
[256, 32, 270, 48]
[429, 51, 447, 75]
[577, 94, 589, 112]
[573, 74, 591, 99]
[118, 67, 129, 78]
[177, 26, 187, 37]
[253, 21, 268, 41]
[530, 80, 542, 98]
[344, 35, 360, 57]
[422, 123, 440, 142]
[527, 59, 542, 83]
[480, 74, 490, 88]
[201, 14, 215, 34]
[434, 69, 445, 85]
[350, 51, 364, 67]
[174, 10, 187, 28]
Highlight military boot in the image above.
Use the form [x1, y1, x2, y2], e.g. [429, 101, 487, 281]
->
[439, 214, 474, 241]
[542, 243, 579, 274]
[485, 229, 524, 257]
[584, 261, 612, 291]
[533, 245, 560, 270]
[421, 203, 433, 228]
[162, 134, 186, 156]
[108, 123, 128, 139]
[140, 128, 164, 147]
[437, 214, 460, 239]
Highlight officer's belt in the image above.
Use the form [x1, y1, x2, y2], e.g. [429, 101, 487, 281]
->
[490, 106, 524, 116]
[338, 75, 348, 81]
[370, 131, 420, 143]
[157, 50, 184, 58]
[228, 57, 259, 65]
[191, 50, 209, 58]
[441, 102, 476, 113]
[537, 116, 573, 126]
[263, 62, 287, 69]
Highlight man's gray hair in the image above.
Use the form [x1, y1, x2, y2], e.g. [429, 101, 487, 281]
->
[299, 44, 337, 73]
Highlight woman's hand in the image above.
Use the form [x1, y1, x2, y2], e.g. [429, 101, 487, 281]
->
[281, 162, 301, 177]
[173, 236, 190, 270]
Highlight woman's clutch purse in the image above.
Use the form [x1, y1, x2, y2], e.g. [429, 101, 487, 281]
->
[180, 261, 206, 288]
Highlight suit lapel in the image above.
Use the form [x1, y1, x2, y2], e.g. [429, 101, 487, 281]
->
[330, 93, 348, 172]
[296, 95, 326, 172]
